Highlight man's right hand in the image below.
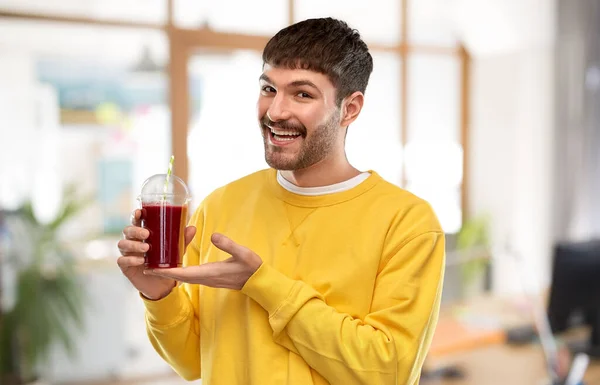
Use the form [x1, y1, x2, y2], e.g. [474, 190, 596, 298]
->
[117, 209, 196, 300]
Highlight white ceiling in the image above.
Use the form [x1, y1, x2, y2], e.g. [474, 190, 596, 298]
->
[0, 19, 168, 66]
[0, 0, 166, 23]
[0, 0, 556, 62]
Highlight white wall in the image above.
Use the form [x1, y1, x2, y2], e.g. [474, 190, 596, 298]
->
[462, 0, 557, 295]
[469, 48, 555, 295]
[0, 53, 38, 209]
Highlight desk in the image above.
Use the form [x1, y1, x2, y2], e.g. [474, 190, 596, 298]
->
[422, 343, 600, 385]
[424, 294, 600, 385]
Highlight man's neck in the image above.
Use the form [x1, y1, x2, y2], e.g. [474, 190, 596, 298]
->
[279, 157, 361, 188]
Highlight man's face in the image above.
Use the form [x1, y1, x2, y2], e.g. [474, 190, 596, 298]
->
[257, 64, 342, 171]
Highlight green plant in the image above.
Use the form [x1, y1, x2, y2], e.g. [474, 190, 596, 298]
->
[0, 185, 92, 384]
[456, 214, 491, 292]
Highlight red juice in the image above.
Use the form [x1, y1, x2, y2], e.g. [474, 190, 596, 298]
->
[141, 202, 187, 268]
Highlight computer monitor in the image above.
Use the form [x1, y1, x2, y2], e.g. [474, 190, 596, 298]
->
[547, 239, 600, 359]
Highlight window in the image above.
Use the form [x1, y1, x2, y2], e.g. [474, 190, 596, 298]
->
[186, 50, 268, 208]
[0, 0, 467, 236]
[405, 54, 462, 232]
[346, 52, 403, 186]
[0, 20, 170, 236]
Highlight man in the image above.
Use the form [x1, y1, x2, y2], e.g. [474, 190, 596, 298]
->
[118, 17, 445, 385]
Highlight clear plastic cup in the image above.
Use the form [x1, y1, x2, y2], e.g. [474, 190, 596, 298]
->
[137, 174, 191, 269]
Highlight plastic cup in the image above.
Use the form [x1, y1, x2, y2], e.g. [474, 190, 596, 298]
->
[137, 174, 191, 269]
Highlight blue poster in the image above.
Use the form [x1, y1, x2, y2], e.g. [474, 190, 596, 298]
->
[97, 158, 132, 234]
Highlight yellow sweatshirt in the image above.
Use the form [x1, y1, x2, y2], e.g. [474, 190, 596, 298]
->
[142, 168, 445, 385]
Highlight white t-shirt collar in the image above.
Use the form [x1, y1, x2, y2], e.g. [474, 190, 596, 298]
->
[276, 170, 371, 196]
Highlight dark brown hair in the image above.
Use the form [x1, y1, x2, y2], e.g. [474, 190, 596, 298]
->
[262, 17, 374, 106]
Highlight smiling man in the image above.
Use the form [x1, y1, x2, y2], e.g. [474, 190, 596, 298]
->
[118, 17, 445, 385]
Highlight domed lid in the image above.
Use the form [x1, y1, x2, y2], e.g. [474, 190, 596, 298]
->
[139, 173, 190, 204]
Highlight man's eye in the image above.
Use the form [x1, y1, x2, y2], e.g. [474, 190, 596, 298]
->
[262, 86, 276, 93]
[297, 92, 312, 98]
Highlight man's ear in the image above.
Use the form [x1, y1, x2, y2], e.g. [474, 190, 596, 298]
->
[340, 91, 364, 127]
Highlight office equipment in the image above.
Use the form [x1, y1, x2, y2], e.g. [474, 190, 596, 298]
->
[506, 324, 538, 344]
[509, 245, 562, 384]
[547, 240, 600, 359]
[565, 353, 590, 385]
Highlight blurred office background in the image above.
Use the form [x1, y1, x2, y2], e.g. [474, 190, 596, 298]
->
[0, 0, 599, 384]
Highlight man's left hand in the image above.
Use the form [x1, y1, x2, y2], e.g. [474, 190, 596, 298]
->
[145, 233, 263, 290]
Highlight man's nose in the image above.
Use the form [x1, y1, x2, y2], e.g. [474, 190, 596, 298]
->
[267, 94, 292, 122]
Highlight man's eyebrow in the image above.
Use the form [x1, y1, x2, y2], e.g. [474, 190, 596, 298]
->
[259, 74, 272, 83]
[289, 80, 319, 90]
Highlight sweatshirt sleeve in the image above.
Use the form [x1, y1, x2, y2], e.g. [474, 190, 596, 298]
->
[241, 211, 445, 384]
[142, 205, 204, 381]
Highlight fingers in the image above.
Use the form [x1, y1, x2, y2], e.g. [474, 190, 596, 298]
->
[118, 239, 149, 255]
[118, 210, 147, 271]
[211, 233, 247, 257]
[184, 226, 197, 248]
[123, 225, 149, 241]
[117, 256, 145, 268]
[131, 209, 142, 226]
[144, 263, 217, 282]
[145, 266, 192, 281]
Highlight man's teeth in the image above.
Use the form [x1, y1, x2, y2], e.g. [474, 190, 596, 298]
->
[274, 136, 296, 141]
[270, 127, 300, 136]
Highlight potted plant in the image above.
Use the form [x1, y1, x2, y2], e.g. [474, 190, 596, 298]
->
[456, 214, 492, 298]
[0, 185, 91, 384]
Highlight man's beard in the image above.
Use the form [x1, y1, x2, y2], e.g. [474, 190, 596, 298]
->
[260, 112, 340, 171]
